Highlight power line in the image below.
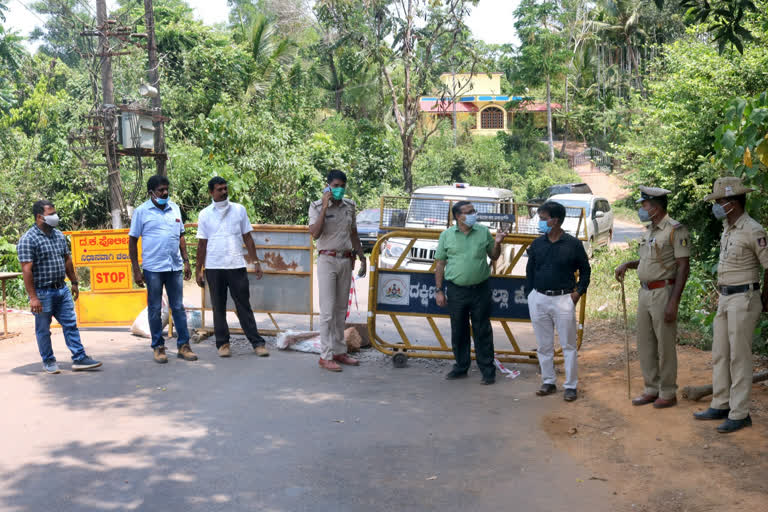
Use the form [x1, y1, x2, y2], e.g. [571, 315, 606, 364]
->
[11, 0, 49, 26]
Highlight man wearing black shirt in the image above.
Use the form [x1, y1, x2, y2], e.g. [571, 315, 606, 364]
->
[526, 201, 591, 401]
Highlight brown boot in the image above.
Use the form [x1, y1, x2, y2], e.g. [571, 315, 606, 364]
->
[177, 344, 198, 361]
[254, 345, 269, 357]
[333, 353, 359, 366]
[631, 393, 658, 406]
[319, 358, 342, 372]
[653, 396, 677, 409]
[153, 347, 168, 364]
[218, 344, 231, 358]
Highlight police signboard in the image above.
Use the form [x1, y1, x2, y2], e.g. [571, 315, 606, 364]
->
[376, 270, 530, 320]
[64, 229, 146, 327]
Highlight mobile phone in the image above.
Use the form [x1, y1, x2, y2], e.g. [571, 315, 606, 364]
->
[323, 186, 331, 193]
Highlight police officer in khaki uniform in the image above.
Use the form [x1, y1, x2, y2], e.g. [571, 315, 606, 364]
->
[309, 170, 366, 372]
[615, 186, 690, 408]
[695, 177, 768, 433]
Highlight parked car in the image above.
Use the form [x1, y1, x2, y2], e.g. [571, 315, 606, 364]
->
[544, 193, 614, 257]
[379, 184, 516, 271]
[529, 182, 593, 208]
[357, 208, 385, 252]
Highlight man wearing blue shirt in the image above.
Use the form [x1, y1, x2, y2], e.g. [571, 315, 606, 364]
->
[129, 175, 196, 364]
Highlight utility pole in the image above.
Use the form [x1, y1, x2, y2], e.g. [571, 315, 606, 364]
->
[144, 0, 167, 176]
[97, 0, 125, 228]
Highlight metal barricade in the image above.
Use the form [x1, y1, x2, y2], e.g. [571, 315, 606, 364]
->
[191, 224, 315, 336]
[367, 198, 588, 367]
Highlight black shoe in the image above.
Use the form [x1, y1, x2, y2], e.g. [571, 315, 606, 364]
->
[693, 408, 730, 421]
[72, 356, 102, 371]
[564, 388, 578, 402]
[481, 377, 495, 385]
[717, 415, 752, 433]
[445, 370, 468, 380]
[536, 384, 557, 396]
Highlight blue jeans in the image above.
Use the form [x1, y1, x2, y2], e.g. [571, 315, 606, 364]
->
[144, 270, 190, 349]
[33, 287, 86, 363]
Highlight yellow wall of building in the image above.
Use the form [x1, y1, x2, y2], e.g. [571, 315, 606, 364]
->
[439, 73, 503, 96]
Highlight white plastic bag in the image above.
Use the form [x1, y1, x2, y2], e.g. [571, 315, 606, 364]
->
[130, 296, 169, 338]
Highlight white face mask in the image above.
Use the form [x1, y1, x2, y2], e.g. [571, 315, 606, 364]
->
[42, 214, 60, 227]
[214, 198, 230, 209]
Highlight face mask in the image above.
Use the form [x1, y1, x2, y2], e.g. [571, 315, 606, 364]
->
[637, 207, 651, 223]
[538, 219, 552, 234]
[42, 214, 60, 227]
[712, 202, 731, 220]
[331, 187, 345, 200]
[463, 213, 478, 227]
[152, 192, 168, 206]
[214, 198, 229, 209]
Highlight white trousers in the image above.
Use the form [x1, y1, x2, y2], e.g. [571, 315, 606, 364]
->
[528, 290, 579, 389]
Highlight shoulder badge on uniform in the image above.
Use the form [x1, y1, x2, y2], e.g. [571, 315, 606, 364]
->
[759, 237, 767, 248]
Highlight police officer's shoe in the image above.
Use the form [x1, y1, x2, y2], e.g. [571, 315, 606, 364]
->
[652, 397, 677, 409]
[717, 415, 752, 434]
[480, 376, 495, 385]
[693, 408, 730, 420]
[564, 388, 578, 401]
[319, 358, 342, 372]
[631, 393, 658, 406]
[445, 370, 468, 380]
[536, 384, 557, 396]
[333, 353, 359, 366]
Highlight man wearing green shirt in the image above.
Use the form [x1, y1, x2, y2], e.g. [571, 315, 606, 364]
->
[435, 201, 508, 384]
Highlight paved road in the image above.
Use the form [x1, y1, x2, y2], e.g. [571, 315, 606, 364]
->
[612, 219, 645, 245]
[0, 333, 619, 512]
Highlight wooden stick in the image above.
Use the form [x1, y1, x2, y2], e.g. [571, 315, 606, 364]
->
[621, 278, 631, 399]
[682, 370, 768, 401]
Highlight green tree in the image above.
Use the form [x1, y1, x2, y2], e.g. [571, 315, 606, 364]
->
[514, 0, 570, 161]
[316, 0, 481, 193]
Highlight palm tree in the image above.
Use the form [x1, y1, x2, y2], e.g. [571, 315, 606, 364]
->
[246, 13, 297, 97]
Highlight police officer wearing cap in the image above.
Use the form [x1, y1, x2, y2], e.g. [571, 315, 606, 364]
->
[695, 177, 768, 433]
[309, 169, 367, 373]
[615, 186, 690, 408]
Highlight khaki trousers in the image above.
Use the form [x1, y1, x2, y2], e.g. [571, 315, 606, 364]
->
[317, 254, 352, 360]
[710, 290, 761, 420]
[637, 286, 678, 399]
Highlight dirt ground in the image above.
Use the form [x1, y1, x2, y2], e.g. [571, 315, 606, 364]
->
[543, 318, 768, 512]
[561, 140, 631, 203]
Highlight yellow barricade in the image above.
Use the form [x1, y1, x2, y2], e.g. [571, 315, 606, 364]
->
[367, 199, 588, 367]
[64, 229, 146, 327]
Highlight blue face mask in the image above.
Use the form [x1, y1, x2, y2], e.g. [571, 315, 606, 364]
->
[463, 213, 478, 227]
[153, 192, 169, 206]
[637, 207, 651, 223]
[538, 219, 552, 234]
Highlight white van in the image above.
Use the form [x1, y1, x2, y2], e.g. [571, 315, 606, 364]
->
[379, 184, 515, 271]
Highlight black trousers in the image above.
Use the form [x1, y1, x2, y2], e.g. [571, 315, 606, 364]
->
[446, 280, 495, 379]
[205, 268, 265, 349]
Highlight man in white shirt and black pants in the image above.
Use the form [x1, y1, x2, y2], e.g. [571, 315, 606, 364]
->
[195, 177, 269, 358]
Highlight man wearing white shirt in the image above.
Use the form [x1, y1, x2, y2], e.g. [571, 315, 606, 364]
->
[195, 177, 269, 358]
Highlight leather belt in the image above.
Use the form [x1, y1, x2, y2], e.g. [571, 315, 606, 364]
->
[38, 282, 66, 290]
[447, 280, 488, 290]
[539, 288, 573, 296]
[640, 279, 676, 290]
[717, 283, 760, 295]
[318, 250, 355, 259]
